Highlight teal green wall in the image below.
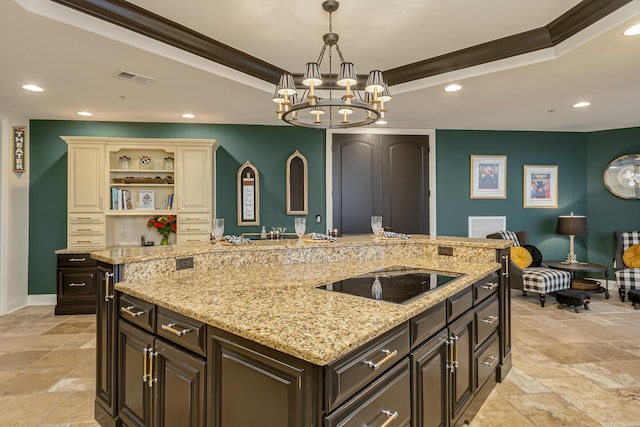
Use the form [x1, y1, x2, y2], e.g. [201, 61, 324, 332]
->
[28, 120, 325, 295]
[435, 130, 588, 263]
[586, 127, 640, 269]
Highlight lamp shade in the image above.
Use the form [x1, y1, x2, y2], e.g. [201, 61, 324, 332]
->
[272, 85, 284, 103]
[378, 83, 392, 102]
[365, 70, 385, 93]
[556, 214, 588, 236]
[302, 63, 322, 87]
[278, 74, 297, 96]
[337, 62, 357, 87]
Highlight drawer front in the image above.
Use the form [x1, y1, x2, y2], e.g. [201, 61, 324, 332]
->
[448, 287, 473, 322]
[473, 273, 499, 304]
[118, 294, 155, 332]
[177, 234, 211, 244]
[325, 358, 411, 427]
[157, 308, 206, 356]
[177, 213, 210, 222]
[326, 323, 410, 412]
[57, 253, 97, 268]
[68, 223, 105, 235]
[69, 213, 104, 223]
[410, 300, 446, 348]
[475, 332, 500, 390]
[177, 222, 210, 233]
[475, 296, 499, 348]
[58, 268, 97, 299]
[68, 235, 105, 248]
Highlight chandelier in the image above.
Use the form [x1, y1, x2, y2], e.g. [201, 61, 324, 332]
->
[273, 0, 391, 129]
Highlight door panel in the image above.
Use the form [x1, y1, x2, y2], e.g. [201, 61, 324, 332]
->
[332, 134, 429, 235]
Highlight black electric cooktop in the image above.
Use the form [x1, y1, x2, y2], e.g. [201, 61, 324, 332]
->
[317, 266, 462, 305]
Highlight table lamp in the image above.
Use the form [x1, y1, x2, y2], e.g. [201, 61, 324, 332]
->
[556, 212, 588, 264]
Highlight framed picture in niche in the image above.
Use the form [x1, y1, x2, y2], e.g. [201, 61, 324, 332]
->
[523, 165, 558, 208]
[470, 155, 506, 199]
[237, 161, 260, 226]
[139, 190, 155, 210]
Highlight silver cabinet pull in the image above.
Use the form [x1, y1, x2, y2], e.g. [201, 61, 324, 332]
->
[364, 349, 397, 370]
[69, 257, 86, 262]
[482, 355, 497, 367]
[148, 351, 158, 387]
[120, 306, 144, 317]
[481, 282, 498, 291]
[104, 272, 114, 301]
[68, 282, 86, 287]
[380, 410, 398, 427]
[481, 315, 498, 324]
[142, 347, 150, 383]
[161, 323, 192, 336]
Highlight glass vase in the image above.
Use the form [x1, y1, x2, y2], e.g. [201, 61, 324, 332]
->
[160, 235, 170, 245]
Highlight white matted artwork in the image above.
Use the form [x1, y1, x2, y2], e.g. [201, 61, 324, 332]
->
[470, 155, 506, 199]
[138, 190, 155, 210]
[523, 165, 558, 208]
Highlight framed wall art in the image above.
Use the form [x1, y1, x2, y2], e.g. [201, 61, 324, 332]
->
[523, 165, 558, 208]
[237, 161, 260, 226]
[286, 150, 308, 215]
[470, 155, 506, 199]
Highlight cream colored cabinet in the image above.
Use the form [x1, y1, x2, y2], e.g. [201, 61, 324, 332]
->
[63, 138, 106, 249]
[62, 137, 217, 248]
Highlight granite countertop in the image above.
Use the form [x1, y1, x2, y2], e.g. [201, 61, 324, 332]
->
[115, 257, 500, 366]
[70, 234, 510, 265]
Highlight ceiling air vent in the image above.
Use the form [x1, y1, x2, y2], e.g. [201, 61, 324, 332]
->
[114, 70, 155, 84]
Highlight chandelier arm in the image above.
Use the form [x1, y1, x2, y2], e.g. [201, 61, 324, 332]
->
[334, 44, 347, 65]
[316, 44, 328, 66]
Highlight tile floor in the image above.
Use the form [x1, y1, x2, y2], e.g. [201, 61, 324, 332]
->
[0, 288, 638, 427]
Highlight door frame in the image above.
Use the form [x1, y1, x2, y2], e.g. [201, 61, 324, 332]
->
[325, 128, 437, 235]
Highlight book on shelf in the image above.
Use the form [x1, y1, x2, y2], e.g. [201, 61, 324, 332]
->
[111, 188, 133, 210]
[166, 193, 174, 210]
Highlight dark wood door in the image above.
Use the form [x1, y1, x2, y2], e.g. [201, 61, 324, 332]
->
[153, 339, 206, 427]
[411, 329, 448, 427]
[118, 320, 154, 427]
[332, 134, 429, 235]
[96, 263, 117, 422]
[449, 312, 474, 426]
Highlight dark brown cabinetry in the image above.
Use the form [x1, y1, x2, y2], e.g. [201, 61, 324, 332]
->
[56, 253, 97, 315]
[95, 262, 119, 427]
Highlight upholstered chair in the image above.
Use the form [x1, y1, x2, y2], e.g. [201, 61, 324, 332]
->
[614, 230, 640, 302]
[487, 230, 571, 307]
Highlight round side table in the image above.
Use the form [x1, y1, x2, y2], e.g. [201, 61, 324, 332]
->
[545, 261, 609, 299]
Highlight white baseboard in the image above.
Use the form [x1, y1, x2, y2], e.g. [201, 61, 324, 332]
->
[27, 294, 56, 306]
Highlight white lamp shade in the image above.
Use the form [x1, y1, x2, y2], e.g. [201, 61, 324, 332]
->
[272, 85, 284, 103]
[378, 84, 392, 102]
[302, 63, 323, 87]
[365, 70, 385, 93]
[278, 74, 297, 96]
[337, 62, 357, 87]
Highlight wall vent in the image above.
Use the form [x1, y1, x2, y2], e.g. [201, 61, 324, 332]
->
[114, 70, 155, 84]
[468, 216, 506, 238]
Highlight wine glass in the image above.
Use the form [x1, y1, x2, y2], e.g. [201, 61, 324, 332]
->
[371, 216, 383, 239]
[212, 218, 224, 246]
[294, 218, 306, 243]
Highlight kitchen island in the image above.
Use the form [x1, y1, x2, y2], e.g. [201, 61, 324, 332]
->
[90, 235, 512, 427]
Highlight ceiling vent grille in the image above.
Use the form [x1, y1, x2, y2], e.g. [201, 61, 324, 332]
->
[115, 70, 155, 84]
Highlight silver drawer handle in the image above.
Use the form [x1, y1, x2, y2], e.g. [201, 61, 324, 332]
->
[161, 323, 192, 336]
[68, 282, 86, 287]
[482, 355, 497, 367]
[481, 315, 498, 324]
[121, 306, 144, 317]
[481, 282, 498, 290]
[380, 410, 398, 427]
[68, 257, 86, 262]
[364, 349, 398, 370]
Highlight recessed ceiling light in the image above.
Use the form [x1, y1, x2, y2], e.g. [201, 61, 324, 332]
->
[573, 101, 591, 108]
[182, 113, 196, 119]
[77, 111, 93, 116]
[623, 23, 640, 36]
[22, 84, 44, 92]
[444, 84, 462, 92]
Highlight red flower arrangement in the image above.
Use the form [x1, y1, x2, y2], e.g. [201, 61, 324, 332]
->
[147, 215, 176, 245]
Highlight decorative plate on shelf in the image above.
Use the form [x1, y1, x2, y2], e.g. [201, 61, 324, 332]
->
[604, 154, 640, 199]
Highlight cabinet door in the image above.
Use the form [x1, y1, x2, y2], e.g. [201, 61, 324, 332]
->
[208, 331, 317, 427]
[411, 330, 448, 427]
[449, 312, 474, 426]
[176, 146, 212, 212]
[118, 320, 154, 427]
[153, 339, 206, 427]
[96, 263, 117, 420]
[68, 143, 105, 212]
